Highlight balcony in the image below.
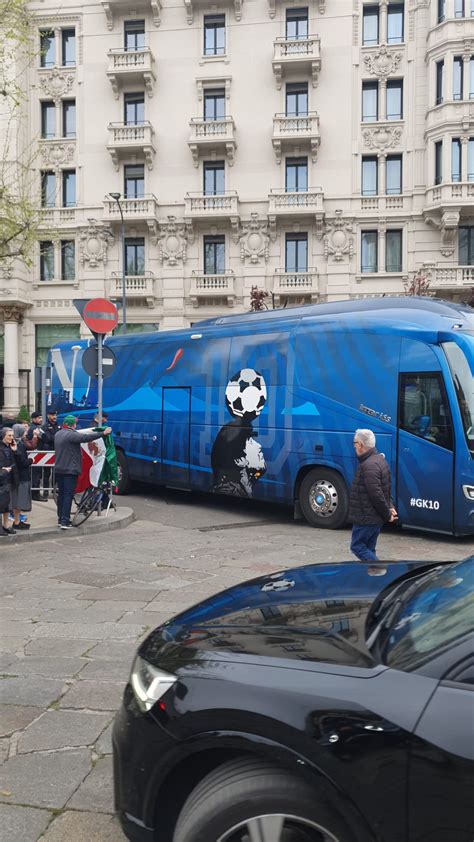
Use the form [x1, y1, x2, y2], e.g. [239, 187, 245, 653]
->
[272, 36, 321, 89]
[359, 195, 410, 213]
[424, 264, 474, 292]
[109, 272, 157, 306]
[271, 270, 319, 304]
[103, 194, 159, 223]
[188, 117, 236, 166]
[107, 122, 156, 170]
[425, 100, 474, 134]
[190, 272, 236, 306]
[106, 49, 156, 99]
[39, 208, 77, 227]
[102, 0, 161, 29]
[184, 192, 240, 234]
[272, 112, 320, 163]
[425, 182, 474, 211]
[268, 188, 324, 223]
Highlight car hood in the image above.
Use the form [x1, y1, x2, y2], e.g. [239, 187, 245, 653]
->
[140, 561, 431, 671]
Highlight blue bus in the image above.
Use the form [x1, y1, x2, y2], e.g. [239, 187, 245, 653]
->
[48, 297, 474, 536]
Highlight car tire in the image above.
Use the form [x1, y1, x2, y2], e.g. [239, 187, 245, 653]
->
[172, 758, 355, 842]
[116, 449, 131, 495]
[299, 468, 349, 529]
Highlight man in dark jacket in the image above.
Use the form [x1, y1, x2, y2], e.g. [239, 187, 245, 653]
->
[54, 415, 112, 529]
[348, 429, 397, 567]
[40, 410, 61, 499]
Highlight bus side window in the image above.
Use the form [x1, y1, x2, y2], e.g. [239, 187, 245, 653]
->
[399, 373, 453, 450]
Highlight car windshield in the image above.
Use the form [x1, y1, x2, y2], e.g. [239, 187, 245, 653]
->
[383, 558, 473, 671]
[442, 340, 474, 456]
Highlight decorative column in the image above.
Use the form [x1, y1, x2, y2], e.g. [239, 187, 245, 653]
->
[0, 305, 23, 417]
[379, 79, 387, 121]
[379, 153, 387, 196]
[462, 52, 471, 102]
[378, 221, 387, 273]
[461, 135, 469, 183]
[379, 0, 389, 43]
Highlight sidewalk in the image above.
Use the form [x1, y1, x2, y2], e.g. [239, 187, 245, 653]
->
[3, 498, 135, 544]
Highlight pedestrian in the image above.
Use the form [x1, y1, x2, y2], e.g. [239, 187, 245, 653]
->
[40, 409, 61, 499]
[348, 429, 397, 571]
[9, 424, 32, 531]
[26, 412, 47, 501]
[54, 414, 112, 529]
[0, 428, 17, 536]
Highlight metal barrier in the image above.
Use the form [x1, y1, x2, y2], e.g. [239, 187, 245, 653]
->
[29, 450, 55, 496]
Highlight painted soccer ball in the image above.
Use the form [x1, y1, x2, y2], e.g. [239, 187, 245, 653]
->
[225, 368, 267, 419]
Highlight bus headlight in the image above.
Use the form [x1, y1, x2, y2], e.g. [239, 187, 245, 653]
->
[130, 655, 177, 712]
[462, 485, 474, 500]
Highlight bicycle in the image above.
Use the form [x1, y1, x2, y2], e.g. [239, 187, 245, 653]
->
[72, 481, 117, 527]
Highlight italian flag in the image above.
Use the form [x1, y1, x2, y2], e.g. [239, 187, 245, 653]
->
[75, 428, 119, 493]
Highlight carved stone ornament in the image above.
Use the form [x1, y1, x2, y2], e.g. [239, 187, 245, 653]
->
[0, 305, 24, 323]
[323, 211, 354, 262]
[39, 141, 75, 167]
[157, 216, 193, 265]
[39, 68, 75, 104]
[362, 125, 402, 152]
[424, 210, 460, 258]
[363, 46, 402, 81]
[238, 214, 271, 264]
[0, 259, 14, 280]
[79, 221, 112, 268]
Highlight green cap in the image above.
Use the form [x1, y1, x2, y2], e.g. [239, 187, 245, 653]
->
[63, 415, 77, 427]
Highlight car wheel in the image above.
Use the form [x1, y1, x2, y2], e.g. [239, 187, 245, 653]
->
[299, 468, 348, 529]
[116, 449, 131, 495]
[172, 759, 354, 842]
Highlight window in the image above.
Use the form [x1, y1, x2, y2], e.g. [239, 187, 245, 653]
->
[286, 83, 308, 116]
[40, 30, 55, 67]
[387, 3, 404, 44]
[386, 79, 403, 119]
[362, 6, 379, 46]
[399, 373, 453, 451]
[124, 164, 144, 198]
[124, 20, 145, 51]
[362, 81, 378, 122]
[470, 57, 474, 98]
[454, 0, 465, 16]
[204, 235, 225, 274]
[62, 170, 76, 207]
[361, 156, 378, 195]
[386, 154, 402, 194]
[285, 233, 308, 272]
[452, 138, 462, 182]
[204, 161, 225, 195]
[41, 171, 56, 208]
[386, 229, 402, 272]
[436, 60, 444, 105]
[124, 237, 145, 275]
[285, 157, 308, 192]
[437, 0, 445, 22]
[459, 225, 474, 264]
[468, 138, 474, 181]
[62, 100, 76, 137]
[40, 241, 55, 281]
[204, 15, 225, 56]
[61, 240, 75, 281]
[443, 342, 474, 456]
[61, 29, 75, 66]
[286, 7, 308, 40]
[124, 93, 144, 125]
[36, 324, 80, 367]
[434, 140, 443, 184]
[453, 57, 464, 100]
[41, 102, 55, 139]
[204, 88, 225, 120]
[361, 230, 378, 273]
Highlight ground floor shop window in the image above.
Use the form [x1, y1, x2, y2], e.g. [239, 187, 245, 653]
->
[35, 324, 80, 368]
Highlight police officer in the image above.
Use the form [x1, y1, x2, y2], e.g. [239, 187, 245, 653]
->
[40, 410, 61, 499]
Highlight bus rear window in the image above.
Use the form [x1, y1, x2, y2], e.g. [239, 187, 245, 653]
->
[442, 342, 474, 457]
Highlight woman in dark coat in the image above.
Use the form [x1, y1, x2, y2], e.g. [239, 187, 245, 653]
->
[11, 423, 32, 530]
[0, 428, 17, 536]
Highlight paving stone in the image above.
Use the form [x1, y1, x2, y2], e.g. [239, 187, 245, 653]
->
[0, 677, 64, 708]
[0, 652, 19, 671]
[60, 681, 124, 711]
[0, 748, 91, 809]
[68, 755, 114, 812]
[52, 570, 128, 587]
[25, 639, 99, 658]
[3, 656, 84, 679]
[95, 721, 113, 755]
[118, 610, 168, 627]
[77, 587, 160, 602]
[78, 660, 131, 682]
[40, 810, 127, 841]
[0, 737, 10, 764]
[0, 804, 51, 842]
[18, 710, 111, 753]
[0, 621, 36, 638]
[86, 640, 137, 661]
[31, 622, 145, 640]
[0, 705, 43, 738]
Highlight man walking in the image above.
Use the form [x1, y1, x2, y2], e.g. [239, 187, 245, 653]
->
[54, 415, 112, 529]
[349, 429, 397, 567]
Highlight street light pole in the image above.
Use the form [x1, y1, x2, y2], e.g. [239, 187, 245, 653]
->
[109, 192, 126, 334]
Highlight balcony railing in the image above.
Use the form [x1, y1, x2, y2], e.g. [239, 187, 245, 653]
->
[268, 188, 324, 215]
[272, 35, 321, 88]
[103, 194, 159, 222]
[272, 112, 320, 162]
[107, 121, 156, 170]
[109, 272, 156, 305]
[39, 208, 76, 226]
[272, 269, 319, 302]
[427, 265, 474, 288]
[188, 117, 236, 165]
[106, 48, 156, 98]
[190, 272, 236, 306]
[360, 195, 406, 211]
[184, 191, 239, 218]
[425, 181, 474, 207]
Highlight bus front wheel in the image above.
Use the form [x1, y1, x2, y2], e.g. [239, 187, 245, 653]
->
[299, 468, 348, 529]
[116, 449, 132, 495]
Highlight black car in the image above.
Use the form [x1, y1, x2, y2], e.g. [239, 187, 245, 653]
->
[113, 557, 474, 842]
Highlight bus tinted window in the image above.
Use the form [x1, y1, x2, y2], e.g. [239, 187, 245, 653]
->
[399, 374, 453, 450]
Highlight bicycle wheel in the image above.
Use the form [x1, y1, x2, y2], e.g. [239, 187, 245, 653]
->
[72, 486, 100, 527]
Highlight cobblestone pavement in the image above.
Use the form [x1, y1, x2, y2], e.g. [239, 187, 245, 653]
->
[1, 487, 472, 841]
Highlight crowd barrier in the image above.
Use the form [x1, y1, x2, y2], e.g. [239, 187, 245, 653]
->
[29, 450, 55, 496]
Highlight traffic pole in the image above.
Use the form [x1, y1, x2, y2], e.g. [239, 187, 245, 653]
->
[97, 332, 103, 426]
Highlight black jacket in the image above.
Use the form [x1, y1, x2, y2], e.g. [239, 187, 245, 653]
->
[14, 441, 31, 482]
[0, 441, 17, 488]
[41, 418, 61, 450]
[348, 448, 393, 526]
[54, 428, 106, 476]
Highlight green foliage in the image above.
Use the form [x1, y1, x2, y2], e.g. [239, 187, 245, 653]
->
[17, 404, 30, 422]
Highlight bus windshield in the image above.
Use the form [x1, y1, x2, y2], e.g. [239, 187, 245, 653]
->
[442, 341, 474, 457]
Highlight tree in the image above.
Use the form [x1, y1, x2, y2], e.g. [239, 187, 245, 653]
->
[404, 270, 432, 297]
[249, 286, 270, 311]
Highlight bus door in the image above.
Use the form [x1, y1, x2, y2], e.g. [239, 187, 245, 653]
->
[161, 387, 191, 487]
[397, 339, 454, 533]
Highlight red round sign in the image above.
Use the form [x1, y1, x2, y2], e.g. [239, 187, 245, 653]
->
[83, 298, 119, 334]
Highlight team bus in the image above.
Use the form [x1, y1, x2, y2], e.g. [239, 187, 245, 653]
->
[48, 297, 474, 536]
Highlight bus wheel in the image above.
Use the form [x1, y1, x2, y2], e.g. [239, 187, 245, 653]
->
[116, 450, 131, 495]
[299, 468, 348, 529]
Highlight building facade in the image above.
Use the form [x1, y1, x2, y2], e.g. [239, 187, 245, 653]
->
[0, 0, 473, 414]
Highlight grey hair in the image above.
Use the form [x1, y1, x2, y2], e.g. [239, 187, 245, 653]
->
[1, 427, 13, 440]
[354, 429, 376, 449]
[12, 423, 26, 442]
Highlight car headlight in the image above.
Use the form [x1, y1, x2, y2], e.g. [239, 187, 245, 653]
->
[130, 655, 177, 712]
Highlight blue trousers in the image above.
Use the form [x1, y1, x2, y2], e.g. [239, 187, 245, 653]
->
[56, 473, 77, 525]
[350, 524, 382, 561]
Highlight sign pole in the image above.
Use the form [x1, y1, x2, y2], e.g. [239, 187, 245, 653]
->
[97, 332, 103, 426]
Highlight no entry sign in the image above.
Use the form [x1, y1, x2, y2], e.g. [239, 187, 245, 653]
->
[83, 298, 118, 334]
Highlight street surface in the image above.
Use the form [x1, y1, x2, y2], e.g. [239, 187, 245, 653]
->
[1, 485, 472, 841]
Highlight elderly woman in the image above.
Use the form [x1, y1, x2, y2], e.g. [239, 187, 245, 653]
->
[0, 428, 17, 536]
[10, 423, 32, 531]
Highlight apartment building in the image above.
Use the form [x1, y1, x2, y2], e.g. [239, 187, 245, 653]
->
[0, 0, 473, 414]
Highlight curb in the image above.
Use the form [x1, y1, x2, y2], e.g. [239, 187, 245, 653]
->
[4, 506, 136, 544]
